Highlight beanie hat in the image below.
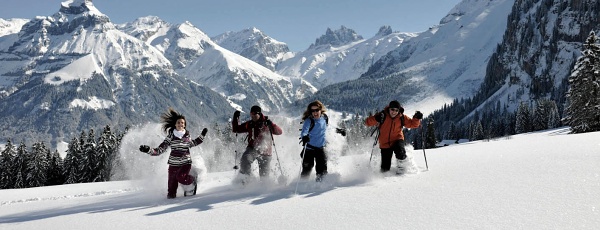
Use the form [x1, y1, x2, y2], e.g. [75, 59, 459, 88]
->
[250, 105, 262, 114]
[388, 100, 401, 109]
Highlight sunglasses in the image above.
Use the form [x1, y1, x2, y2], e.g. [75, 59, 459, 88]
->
[310, 109, 320, 113]
[390, 108, 400, 112]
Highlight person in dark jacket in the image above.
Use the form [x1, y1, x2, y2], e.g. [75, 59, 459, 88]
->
[139, 108, 208, 199]
[365, 100, 423, 174]
[299, 100, 329, 182]
[232, 105, 283, 181]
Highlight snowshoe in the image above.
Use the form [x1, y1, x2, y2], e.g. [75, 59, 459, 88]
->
[184, 176, 198, 197]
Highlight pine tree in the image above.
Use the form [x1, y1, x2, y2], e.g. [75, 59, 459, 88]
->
[0, 140, 17, 189]
[96, 125, 117, 182]
[64, 137, 81, 184]
[46, 150, 65, 186]
[515, 102, 532, 134]
[13, 142, 29, 188]
[80, 129, 97, 183]
[426, 119, 436, 148]
[564, 31, 600, 133]
[26, 142, 50, 187]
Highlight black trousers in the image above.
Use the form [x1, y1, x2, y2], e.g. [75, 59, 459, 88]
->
[380, 140, 406, 172]
[300, 146, 327, 178]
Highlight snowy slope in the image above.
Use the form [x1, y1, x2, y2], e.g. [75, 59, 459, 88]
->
[1, 127, 599, 229]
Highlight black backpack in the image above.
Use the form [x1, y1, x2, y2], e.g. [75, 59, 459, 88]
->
[301, 113, 329, 132]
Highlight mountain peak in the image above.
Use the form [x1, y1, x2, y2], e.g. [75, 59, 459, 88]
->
[310, 26, 363, 49]
[375, 26, 393, 37]
[59, 0, 103, 16]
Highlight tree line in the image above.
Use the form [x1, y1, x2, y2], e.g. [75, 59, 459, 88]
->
[0, 125, 127, 189]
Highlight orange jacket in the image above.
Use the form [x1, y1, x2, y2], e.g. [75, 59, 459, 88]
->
[365, 107, 421, 148]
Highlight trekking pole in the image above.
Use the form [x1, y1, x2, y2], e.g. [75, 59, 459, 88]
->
[421, 124, 429, 170]
[368, 127, 380, 165]
[233, 133, 239, 171]
[294, 143, 308, 194]
[268, 127, 286, 182]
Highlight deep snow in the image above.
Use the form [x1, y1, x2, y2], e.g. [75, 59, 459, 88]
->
[1, 127, 599, 229]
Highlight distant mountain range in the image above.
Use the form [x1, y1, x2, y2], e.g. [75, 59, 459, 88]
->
[1, 0, 599, 148]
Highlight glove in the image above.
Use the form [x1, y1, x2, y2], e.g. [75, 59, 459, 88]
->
[265, 119, 273, 127]
[374, 112, 384, 123]
[201, 128, 208, 136]
[336, 128, 346, 136]
[301, 135, 310, 145]
[233, 110, 241, 120]
[139, 145, 150, 153]
[414, 111, 423, 120]
[398, 106, 405, 114]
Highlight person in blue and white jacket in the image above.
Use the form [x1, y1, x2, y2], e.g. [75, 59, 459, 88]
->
[299, 100, 329, 182]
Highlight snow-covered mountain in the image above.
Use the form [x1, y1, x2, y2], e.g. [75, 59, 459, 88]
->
[119, 16, 316, 113]
[275, 26, 416, 88]
[0, 18, 29, 37]
[302, 0, 515, 114]
[0, 0, 232, 147]
[212, 27, 293, 71]
[464, 0, 600, 118]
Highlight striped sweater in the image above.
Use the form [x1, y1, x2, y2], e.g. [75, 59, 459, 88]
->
[147, 130, 204, 166]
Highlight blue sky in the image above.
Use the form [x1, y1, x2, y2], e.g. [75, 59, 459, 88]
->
[1, 0, 461, 51]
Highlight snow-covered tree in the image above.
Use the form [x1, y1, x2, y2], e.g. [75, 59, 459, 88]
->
[533, 99, 559, 131]
[64, 136, 81, 184]
[96, 125, 117, 182]
[46, 150, 64, 186]
[0, 140, 16, 189]
[426, 118, 437, 148]
[26, 142, 50, 187]
[80, 129, 97, 183]
[564, 31, 600, 133]
[13, 142, 29, 188]
[515, 102, 532, 134]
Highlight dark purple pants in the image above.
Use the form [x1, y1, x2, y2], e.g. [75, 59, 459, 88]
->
[167, 164, 194, 198]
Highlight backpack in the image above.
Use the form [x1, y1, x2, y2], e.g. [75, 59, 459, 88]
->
[300, 113, 329, 133]
[370, 110, 404, 136]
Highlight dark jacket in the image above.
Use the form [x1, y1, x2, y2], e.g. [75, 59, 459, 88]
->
[232, 114, 283, 156]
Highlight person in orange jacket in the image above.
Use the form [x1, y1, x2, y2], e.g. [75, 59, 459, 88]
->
[365, 100, 423, 174]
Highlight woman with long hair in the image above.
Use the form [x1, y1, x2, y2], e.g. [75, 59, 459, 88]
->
[299, 100, 329, 182]
[139, 108, 208, 199]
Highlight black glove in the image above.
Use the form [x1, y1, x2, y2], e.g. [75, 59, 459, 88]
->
[414, 111, 423, 120]
[301, 135, 310, 145]
[398, 106, 405, 114]
[265, 119, 273, 127]
[233, 110, 241, 120]
[336, 128, 346, 136]
[201, 128, 208, 136]
[139, 145, 150, 153]
[374, 112, 384, 123]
